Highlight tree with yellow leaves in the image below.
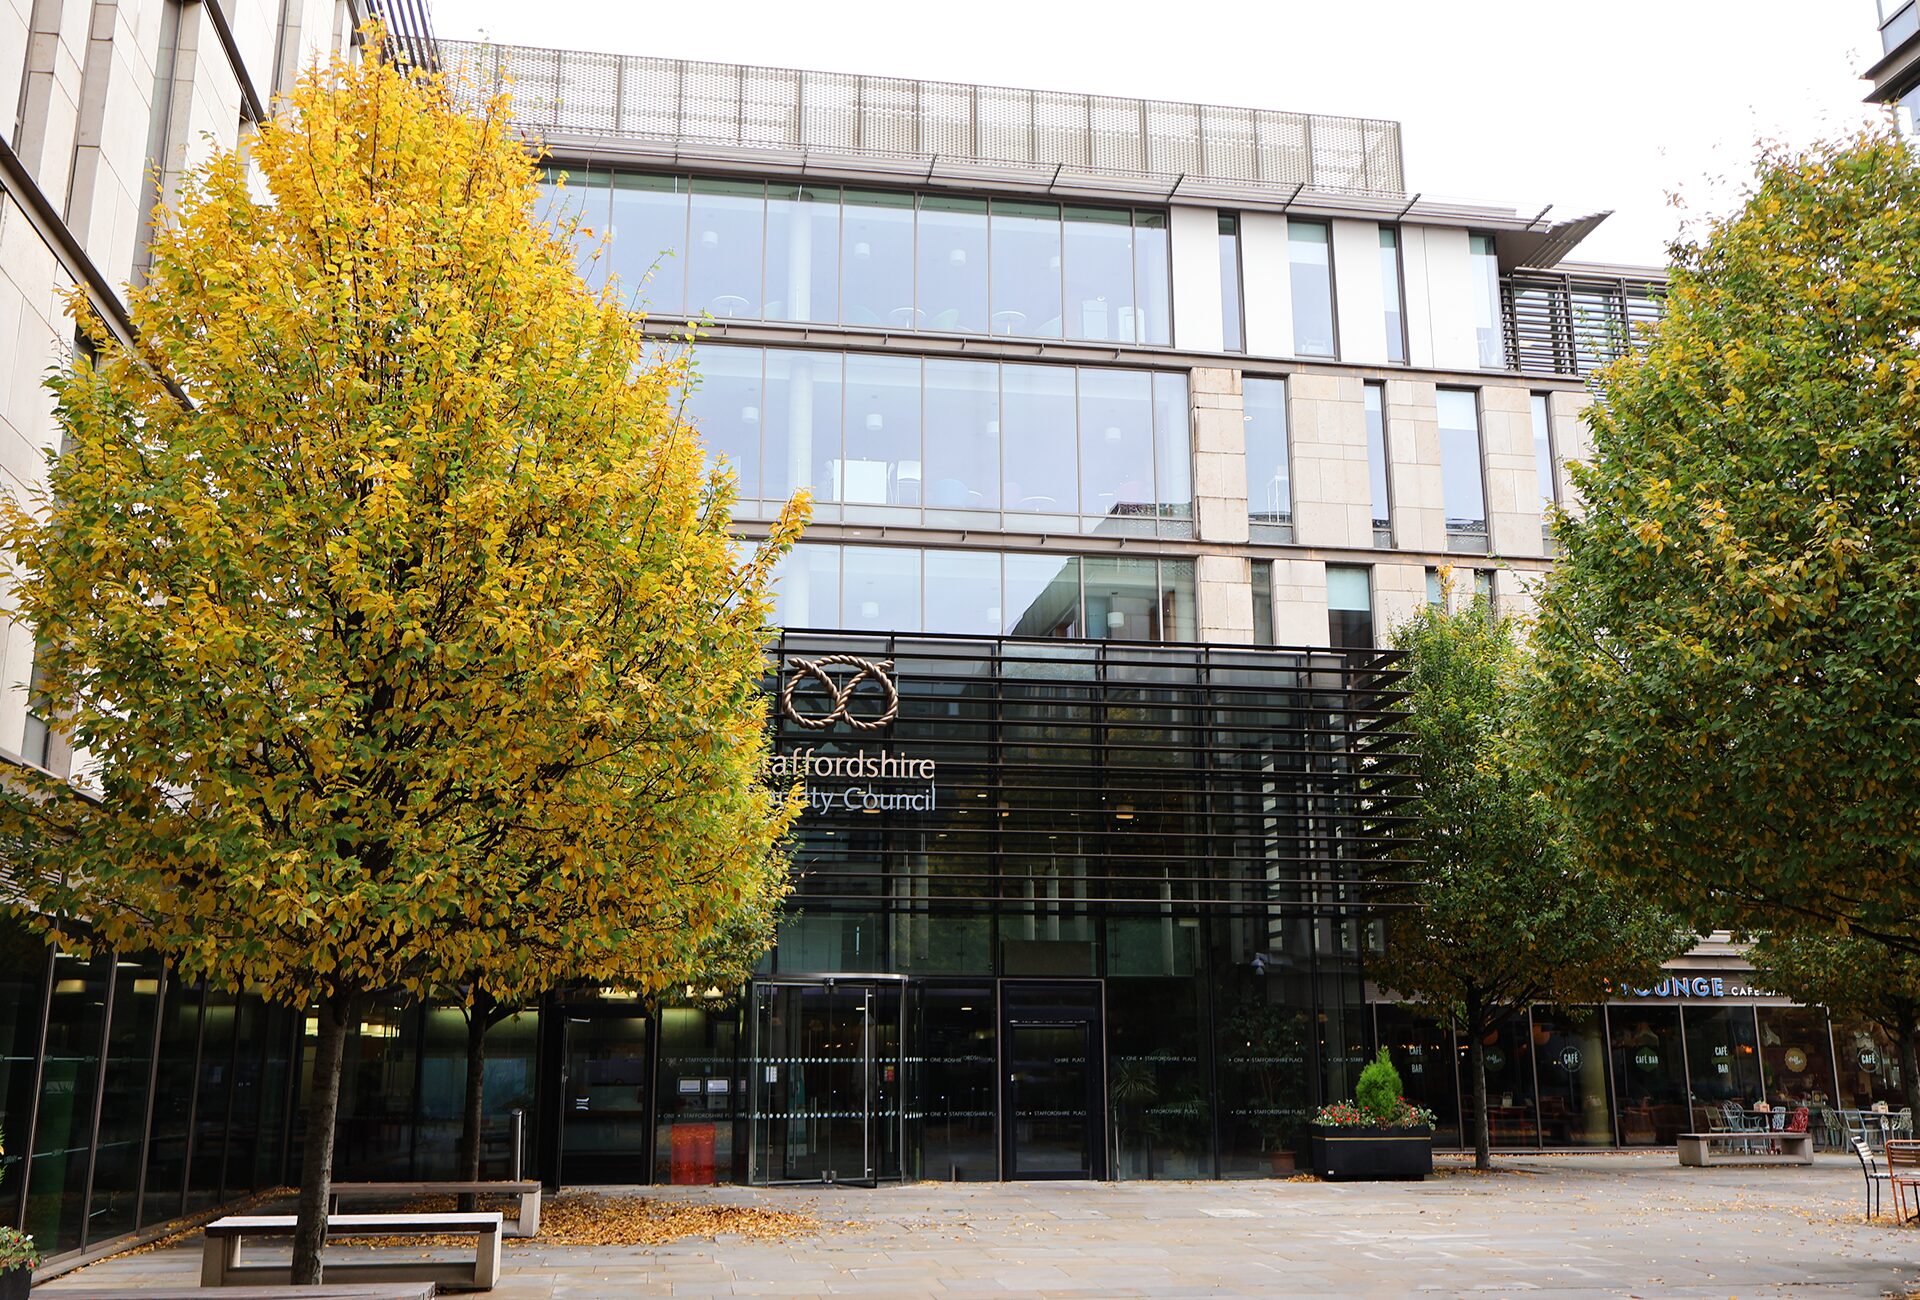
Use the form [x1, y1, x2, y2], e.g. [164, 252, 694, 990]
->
[0, 43, 803, 1282]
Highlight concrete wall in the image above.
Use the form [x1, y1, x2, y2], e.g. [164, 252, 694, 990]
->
[1286, 373, 1370, 549]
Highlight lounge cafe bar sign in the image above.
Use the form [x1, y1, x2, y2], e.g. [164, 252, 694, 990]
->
[772, 656, 939, 814]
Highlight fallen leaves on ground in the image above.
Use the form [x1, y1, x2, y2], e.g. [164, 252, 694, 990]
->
[533, 1193, 820, 1246]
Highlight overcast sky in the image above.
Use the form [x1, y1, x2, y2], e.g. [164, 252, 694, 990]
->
[435, 1, 1886, 268]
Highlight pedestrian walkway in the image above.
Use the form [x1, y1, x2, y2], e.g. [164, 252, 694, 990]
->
[40, 1153, 1920, 1297]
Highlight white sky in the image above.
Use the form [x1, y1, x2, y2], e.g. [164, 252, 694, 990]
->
[434, 0, 1886, 268]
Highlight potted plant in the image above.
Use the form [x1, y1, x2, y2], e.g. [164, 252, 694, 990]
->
[1310, 1048, 1436, 1181]
[0, 1127, 35, 1299]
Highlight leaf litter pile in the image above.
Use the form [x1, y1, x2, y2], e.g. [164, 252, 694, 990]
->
[535, 1192, 819, 1246]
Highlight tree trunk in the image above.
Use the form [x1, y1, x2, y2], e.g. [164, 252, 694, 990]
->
[457, 1000, 490, 1211]
[1466, 992, 1491, 1171]
[292, 992, 352, 1285]
[1898, 1021, 1920, 1120]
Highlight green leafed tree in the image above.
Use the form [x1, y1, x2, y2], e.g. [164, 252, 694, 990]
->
[1370, 589, 1692, 1168]
[0, 45, 803, 1282]
[1529, 128, 1920, 955]
[1745, 930, 1920, 1117]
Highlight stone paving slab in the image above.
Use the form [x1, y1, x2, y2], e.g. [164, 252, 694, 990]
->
[38, 1153, 1920, 1298]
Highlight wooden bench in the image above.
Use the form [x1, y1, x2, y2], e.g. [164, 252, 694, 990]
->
[58, 1287, 437, 1299]
[327, 1180, 542, 1238]
[1677, 1130, 1814, 1166]
[201, 1212, 501, 1291]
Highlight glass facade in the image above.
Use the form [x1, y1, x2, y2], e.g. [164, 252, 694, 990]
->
[1364, 383, 1391, 541]
[1469, 233, 1505, 368]
[1243, 378, 1291, 538]
[770, 545, 1197, 642]
[1326, 566, 1374, 648]
[1436, 389, 1488, 550]
[1218, 215, 1244, 352]
[1379, 228, 1406, 364]
[1288, 221, 1336, 358]
[543, 170, 1171, 344]
[684, 346, 1192, 537]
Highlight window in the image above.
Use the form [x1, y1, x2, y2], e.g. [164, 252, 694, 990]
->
[765, 184, 840, 323]
[1242, 378, 1291, 533]
[842, 189, 915, 327]
[1469, 233, 1505, 368]
[1079, 370, 1156, 525]
[1251, 560, 1274, 645]
[1532, 392, 1558, 552]
[608, 173, 689, 312]
[1379, 228, 1406, 364]
[923, 359, 1000, 513]
[685, 345, 764, 499]
[1425, 567, 1445, 608]
[917, 196, 989, 333]
[1473, 568, 1494, 610]
[1327, 566, 1374, 648]
[768, 547, 1194, 640]
[1218, 215, 1244, 352]
[1002, 364, 1078, 515]
[1364, 383, 1392, 543]
[1436, 389, 1488, 550]
[1132, 212, 1172, 346]
[687, 179, 765, 318]
[841, 354, 921, 506]
[1288, 221, 1336, 357]
[991, 200, 1064, 338]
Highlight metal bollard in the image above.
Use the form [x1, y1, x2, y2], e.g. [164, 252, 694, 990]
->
[508, 1108, 525, 1182]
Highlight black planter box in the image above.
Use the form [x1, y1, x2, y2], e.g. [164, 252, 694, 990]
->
[0, 1264, 30, 1300]
[1310, 1126, 1434, 1181]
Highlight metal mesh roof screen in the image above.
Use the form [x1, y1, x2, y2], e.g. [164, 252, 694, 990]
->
[441, 40, 1405, 197]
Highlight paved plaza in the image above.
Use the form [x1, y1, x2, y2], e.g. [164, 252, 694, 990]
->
[42, 1153, 1920, 1298]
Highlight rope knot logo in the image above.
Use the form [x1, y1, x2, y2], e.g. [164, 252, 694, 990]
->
[780, 656, 900, 731]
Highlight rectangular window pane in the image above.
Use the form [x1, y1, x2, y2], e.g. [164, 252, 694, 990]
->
[764, 184, 839, 323]
[922, 359, 1000, 513]
[1425, 567, 1445, 607]
[539, 167, 608, 289]
[990, 200, 1062, 338]
[1243, 378, 1290, 523]
[763, 350, 841, 504]
[1288, 220, 1335, 358]
[842, 190, 915, 328]
[1218, 215, 1244, 353]
[1251, 560, 1274, 645]
[1078, 368, 1155, 523]
[917, 195, 988, 333]
[686, 345, 763, 500]
[838, 356, 918, 510]
[1004, 553, 1081, 637]
[843, 546, 921, 631]
[1531, 394, 1557, 510]
[1160, 559, 1196, 641]
[1002, 363, 1078, 514]
[1470, 233, 1506, 368]
[1084, 556, 1161, 641]
[773, 543, 840, 628]
[607, 173, 686, 313]
[1063, 206, 1134, 343]
[923, 550, 1002, 635]
[686, 178, 764, 319]
[1133, 212, 1171, 345]
[1437, 389, 1487, 537]
[1379, 227, 1405, 364]
[1326, 565, 1374, 648]
[1152, 372, 1192, 523]
[1364, 383, 1391, 534]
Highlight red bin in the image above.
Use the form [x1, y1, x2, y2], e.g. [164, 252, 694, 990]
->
[669, 1121, 717, 1184]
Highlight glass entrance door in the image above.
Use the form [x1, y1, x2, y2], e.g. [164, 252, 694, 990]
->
[1001, 981, 1106, 1180]
[750, 978, 904, 1184]
[559, 1007, 652, 1183]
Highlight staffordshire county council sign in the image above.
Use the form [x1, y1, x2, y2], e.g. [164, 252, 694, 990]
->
[780, 655, 899, 731]
[772, 656, 938, 813]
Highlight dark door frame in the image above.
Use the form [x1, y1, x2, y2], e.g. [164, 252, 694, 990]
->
[996, 978, 1107, 1181]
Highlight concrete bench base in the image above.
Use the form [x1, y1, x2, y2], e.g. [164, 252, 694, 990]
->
[1678, 1131, 1814, 1166]
[202, 1212, 501, 1291]
[58, 1287, 436, 1299]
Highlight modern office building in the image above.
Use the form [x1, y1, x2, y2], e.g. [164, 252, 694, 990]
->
[0, 18, 1911, 1277]
[1868, 0, 1920, 131]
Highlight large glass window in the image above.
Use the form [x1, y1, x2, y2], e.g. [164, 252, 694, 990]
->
[1472, 1015, 1539, 1148]
[764, 350, 842, 504]
[1005, 553, 1081, 637]
[1757, 1006, 1838, 1108]
[922, 359, 1000, 514]
[1152, 373, 1192, 527]
[1436, 389, 1488, 548]
[1063, 206, 1135, 343]
[686, 346, 764, 500]
[606, 173, 687, 312]
[842, 190, 915, 327]
[1364, 383, 1391, 540]
[1002, 364, 1078, 514]
[1378, 1006, 1462, 1148]
[1288, 220, 1335, 358]
[840, 354, 921, 507]
[88, 954, 164, 1242]
[537, 167, 606, 290]
[1610, 1006, 1688, 1146]
[1532, 1007, 1614, 1147]
[772, 543, 841, 629]
[990, 200, 1063, 338]
[1531, 392, 1557, 553]
[1243, 378, 1291, 528]
[1078, 369, 1155, 525]
[1470, 233, 1506, 368]
[686, 179, 765, 319]
[0, 923, 46, 1230]
[1326, 566, 1373, 649]
[25, 950, 108, 1253]
[1379, 227, 1406, 363]
[1250, 560, 1274, 646]
[923, 551, 1003, 635]
[917, 196, 988, 333]
[765, 184, 839, 323]
[1133, 212, 1171, 346]
[843, 546, 922, 631]
[1682, 1005, 1763, 1114]
[1218, 215, 1244, 352]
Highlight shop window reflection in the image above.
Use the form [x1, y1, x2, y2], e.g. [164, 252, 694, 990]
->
[1609, 1006, 1687, 1145]
[1531, 1007, 1613, 1146]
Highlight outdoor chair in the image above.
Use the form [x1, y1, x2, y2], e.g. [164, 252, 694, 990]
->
[1723, 1101, 1758, 1152]
[1853, 1137, 1892, 1219]
[1888, 1140, 1920, 1225]
[1705, 1109, 1728, 1133]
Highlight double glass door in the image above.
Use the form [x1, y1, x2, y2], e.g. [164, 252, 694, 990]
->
[750, 978, 904, 1184]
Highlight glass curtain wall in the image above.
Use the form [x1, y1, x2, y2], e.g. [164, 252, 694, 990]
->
[1610, 1007, 1687, 1145]
[545, 169, 1171, 344]
[1287, 221, 1336, 357]
[684, 347, 1192, 537]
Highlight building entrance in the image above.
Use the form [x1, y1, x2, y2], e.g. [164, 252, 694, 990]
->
[1000, 981, 1106, 1180]
[748, 977, 905, 1184]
